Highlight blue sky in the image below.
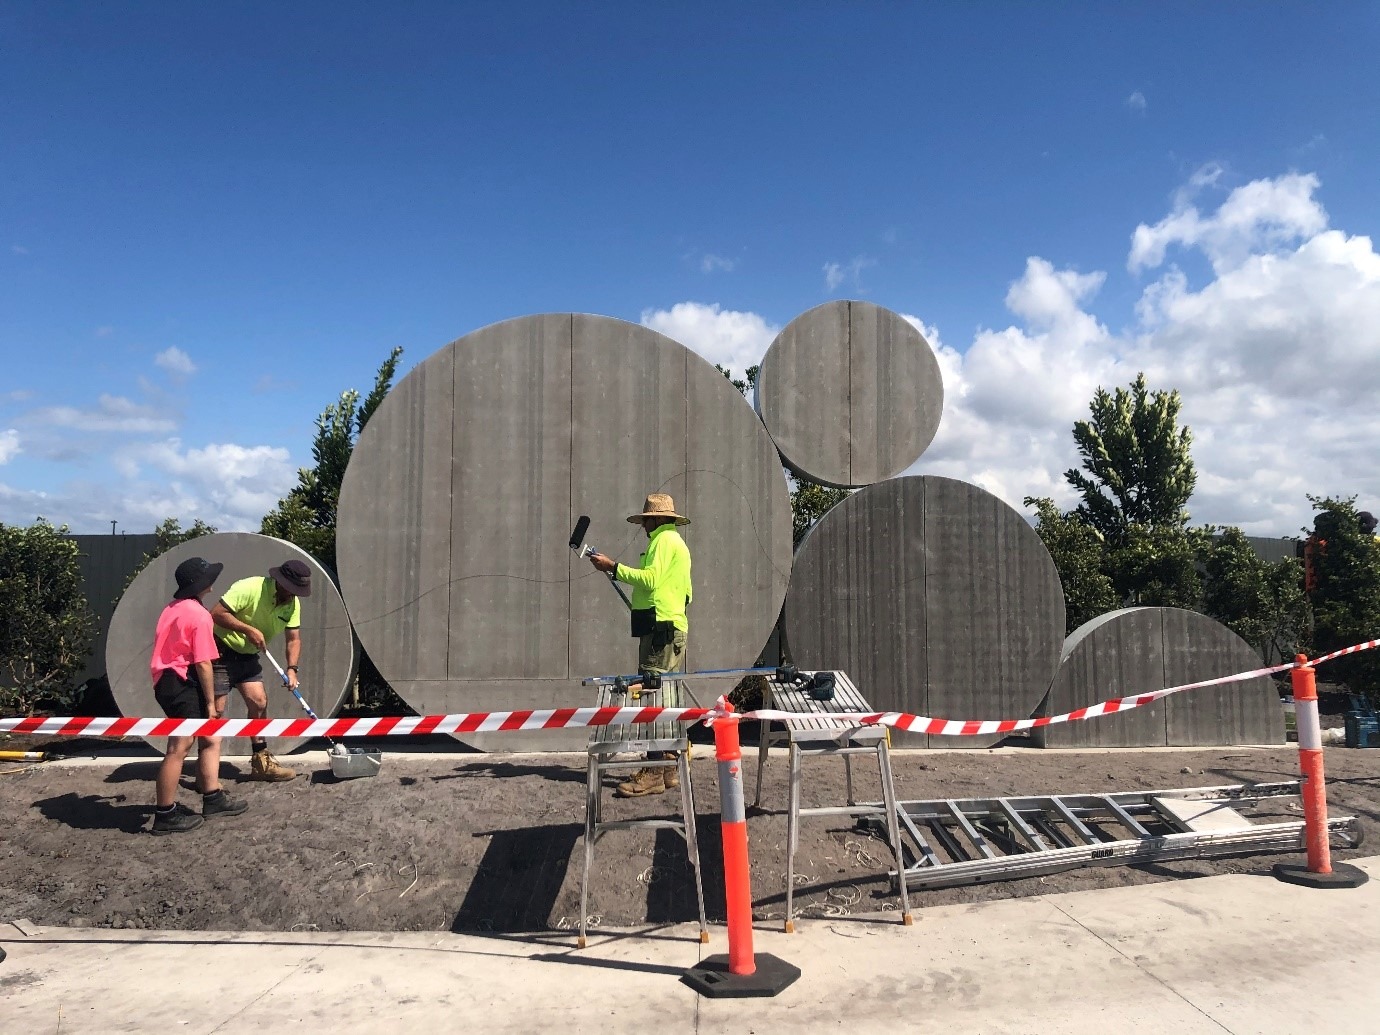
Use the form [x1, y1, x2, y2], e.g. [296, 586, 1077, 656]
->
[3, 3, 1380, 535]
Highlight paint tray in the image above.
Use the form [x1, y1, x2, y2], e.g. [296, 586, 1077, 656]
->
[328, 744, 383, 779]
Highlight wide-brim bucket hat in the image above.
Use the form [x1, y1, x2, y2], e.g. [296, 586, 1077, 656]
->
[626, 492, 690, 526]
[269, 559, 313, 597]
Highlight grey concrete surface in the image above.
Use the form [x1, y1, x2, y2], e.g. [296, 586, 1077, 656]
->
[105, 533, 358, 755]
[784, 476, 1066, 746]
[756, 300, 943, 488]
[337, 314, 793, 750]
[3, 857, 1375, 1034]
[1035, 608, 1285, 748]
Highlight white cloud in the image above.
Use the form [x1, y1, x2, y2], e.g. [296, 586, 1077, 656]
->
[640, 302, 779, 375]
[1129, 168, 1327, 274]
[1126, 91, 1147, 113]
[6, 389, 33, 402]
[154, 346, 197, 377]
[0, 429, 19, 464]
[909, 169, 1380, 536]
[700, 253, 737, 274]
[31, 394, 176, 434]
[823, 256, 875, 292]
[11, 244, 28, 256]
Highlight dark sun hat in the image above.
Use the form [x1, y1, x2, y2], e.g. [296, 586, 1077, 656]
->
[269, 559, 313, 598]
[173, 556, 224, 600]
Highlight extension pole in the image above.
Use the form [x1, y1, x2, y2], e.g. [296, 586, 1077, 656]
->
[1273, 655, 1368, 889]
[682, 698, 800, 998]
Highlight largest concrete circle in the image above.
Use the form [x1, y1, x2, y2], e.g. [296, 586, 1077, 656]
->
[756, 300, 944, 489]
[336, 313, 794, 748]
[782, 475, 1066, 747]
[106, 533, 358, 755]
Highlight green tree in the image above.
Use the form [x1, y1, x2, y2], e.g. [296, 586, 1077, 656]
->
[1202, 527, 1311, 663]
[125, 517, 218, 589]
[1024, 497, 1117, 633]
[1305, 496, 1380, 703]
[261, 346, 403, 572]
[1066, 373, 1196, 548]
[1111, 522, 1211, 609]
[0, 518, 95, 715]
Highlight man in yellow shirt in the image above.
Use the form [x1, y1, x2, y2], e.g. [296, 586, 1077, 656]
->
[589, 493, 692, 797]
[210, 559, 312, 781]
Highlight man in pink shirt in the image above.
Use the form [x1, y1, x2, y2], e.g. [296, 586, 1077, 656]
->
[150, 556, 248, 834]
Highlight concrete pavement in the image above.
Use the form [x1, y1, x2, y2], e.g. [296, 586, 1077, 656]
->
[2, 856, 1376, 1034]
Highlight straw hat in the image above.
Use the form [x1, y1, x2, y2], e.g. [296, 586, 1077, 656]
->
[626, 492, 690, 526]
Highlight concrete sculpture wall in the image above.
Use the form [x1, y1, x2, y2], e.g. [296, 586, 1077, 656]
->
[106, 533, 357, 755]
[756, 300, 943, 488]
[336, 314, 794, 748]
[1033, 608, 1285, 748]
[782, 475, 1067, 747]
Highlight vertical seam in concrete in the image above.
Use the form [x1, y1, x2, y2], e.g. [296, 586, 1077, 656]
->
[446, 344, 458, 678]
[1158, 610, 1170, 747]
[920, 476, 931, 748]
[567, 313, 575, 681]
[846, 300, 853, 487]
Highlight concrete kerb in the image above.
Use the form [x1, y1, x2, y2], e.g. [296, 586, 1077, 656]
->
[3, 859, 1379, 1034]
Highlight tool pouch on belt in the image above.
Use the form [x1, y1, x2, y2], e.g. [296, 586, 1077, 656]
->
[630, 607, 656, 639]
[651, 621, 676, 650]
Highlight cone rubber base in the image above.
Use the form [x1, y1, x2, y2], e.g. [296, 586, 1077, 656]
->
[1273, 862, 1369, 889]
[682, 953, 800, 998]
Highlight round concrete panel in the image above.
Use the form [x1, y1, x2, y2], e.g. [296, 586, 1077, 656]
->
[106, 533, 358, 755]
[336, 314, 794, 747]
[756, 301, 943, 489]
[1033, 607, 1285, 748]
[782, 475, 1065, 747]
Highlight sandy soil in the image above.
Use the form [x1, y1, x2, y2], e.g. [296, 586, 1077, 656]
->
[1, 742, 1376, 935]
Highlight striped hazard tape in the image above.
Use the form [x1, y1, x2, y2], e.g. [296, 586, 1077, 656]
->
[2, 638, 1376, 741]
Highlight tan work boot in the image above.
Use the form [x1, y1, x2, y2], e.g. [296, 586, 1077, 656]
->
[615, 767, 666, 798]
[249, 748, 297, 782]
[664, 762, 680, 790]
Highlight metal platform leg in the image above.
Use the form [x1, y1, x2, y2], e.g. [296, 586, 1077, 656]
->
[677, 750, 710, 943]
[783, 742, 803, 933]
[877, 738, 913, 925]
[844, 752, 855, 806]
[579, 752, 598, 949]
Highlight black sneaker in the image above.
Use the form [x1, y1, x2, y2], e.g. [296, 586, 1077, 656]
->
[151, 803, 204, 835]
[202, 789, 248, 819]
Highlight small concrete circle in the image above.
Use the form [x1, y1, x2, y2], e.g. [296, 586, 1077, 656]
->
[756, 301, 944, 488]
[106, 533, 358, 755]
[782, 475, 1065, 746]
[336, 313, 794, 746]
[1035, 607, 1285, 747]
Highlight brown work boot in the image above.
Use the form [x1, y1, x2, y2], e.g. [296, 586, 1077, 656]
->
[615, 768, 666, 798]
[248, 749, 297, 782]
[664, 762, 680, 790]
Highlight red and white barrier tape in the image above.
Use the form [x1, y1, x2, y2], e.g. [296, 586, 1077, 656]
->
[3, 638, 1376, 741]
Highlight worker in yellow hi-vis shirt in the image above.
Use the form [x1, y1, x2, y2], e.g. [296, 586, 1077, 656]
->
[588, 492, 692, 797]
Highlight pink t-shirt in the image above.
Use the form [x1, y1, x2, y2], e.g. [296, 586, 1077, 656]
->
[150, 598, 219, 685]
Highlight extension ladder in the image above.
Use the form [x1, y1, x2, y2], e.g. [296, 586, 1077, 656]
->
[859, 782, 1364, 892]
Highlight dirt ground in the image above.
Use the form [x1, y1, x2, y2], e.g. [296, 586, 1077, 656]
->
[1, 740, 1376, 935]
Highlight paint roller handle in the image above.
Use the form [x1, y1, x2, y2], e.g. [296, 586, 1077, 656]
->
[264, 648, 321, 721]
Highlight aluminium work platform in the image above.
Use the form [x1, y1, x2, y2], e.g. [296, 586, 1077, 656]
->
[862, 782, 1365, 891]
[578, 675, 708, 950]
[752, 668, 913, 930]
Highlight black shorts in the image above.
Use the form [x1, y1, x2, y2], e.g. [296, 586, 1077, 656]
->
[213, 644, 263, 694]
[154, 669, 209, 720]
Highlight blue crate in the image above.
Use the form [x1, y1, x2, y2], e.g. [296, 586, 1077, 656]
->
[1344, 711, 1380, 749]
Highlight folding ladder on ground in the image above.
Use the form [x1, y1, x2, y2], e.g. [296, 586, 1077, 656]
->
[579, 676, 708, 949]
[752, 668, 913, 931]
[862, 782, 1364, 891]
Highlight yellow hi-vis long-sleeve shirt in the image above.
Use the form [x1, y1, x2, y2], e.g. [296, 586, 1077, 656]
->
[614, 523, 692, 632]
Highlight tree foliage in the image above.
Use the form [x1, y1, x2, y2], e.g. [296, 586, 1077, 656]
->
[1024, 497, 1117, 633]
[1203, 527, 1311, 663]
[125, 517, 219, 590]
[1305, 495, 1380, 702]
[261, 346, 403, 572]
[0, 518, 95, 715]
[1066, 373, 1196, 548]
